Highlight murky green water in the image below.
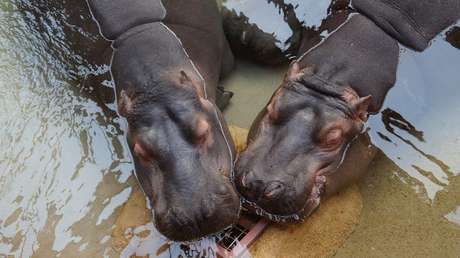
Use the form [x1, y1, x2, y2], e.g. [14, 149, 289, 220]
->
[0, 0, 459, 257]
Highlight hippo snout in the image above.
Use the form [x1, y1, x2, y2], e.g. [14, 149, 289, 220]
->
[237, 172, 285, 202]
[263, 181, 286, 200]
[154, 188, 240, 242]
[234, 158, 316, 217]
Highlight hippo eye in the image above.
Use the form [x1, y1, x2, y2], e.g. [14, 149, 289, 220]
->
[324, 129, 343, 148]
[193, 119, 210, 145]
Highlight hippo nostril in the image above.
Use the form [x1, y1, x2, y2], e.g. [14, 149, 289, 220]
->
[239, 170, 255, 189]
[240, 173, 248, 188]
[217, 184, 229, 196]
[263, 181, 285, 200]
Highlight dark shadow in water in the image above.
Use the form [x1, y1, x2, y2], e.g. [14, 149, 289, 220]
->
[380, 108, 453, 177]
[222, 0, 299, 65]
[381, 108, 425, 142]
[222, 0, 351, 65]
[268, 0, 304, 38]
[298, 0, 351, 54]
[446, 26, 460, 49]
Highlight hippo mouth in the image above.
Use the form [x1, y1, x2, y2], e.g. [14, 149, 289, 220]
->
[151, 209, 240, 245]
[233, 173, 327, 223]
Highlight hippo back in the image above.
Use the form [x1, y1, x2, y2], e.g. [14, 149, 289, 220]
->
[86, 0, 166, 40]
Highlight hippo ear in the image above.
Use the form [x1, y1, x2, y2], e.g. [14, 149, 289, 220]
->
[266, 100, 278, 121]
[266, 88, 283, 121]
[179, 70, 193, 85]
[342, 87, 372, 122]
[179, 70, 205, 97]
[286, 61, 314, 82]
[118, 90, 134, 117]
[354, 95, 372, 122]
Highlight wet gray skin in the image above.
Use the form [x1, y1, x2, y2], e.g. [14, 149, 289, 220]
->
[234, 63, 370, 220]
[123, 81, 240, 241]
[223, 0, 363, 220]
[87, 0, 240, 241]
[232, 0, 460, 222]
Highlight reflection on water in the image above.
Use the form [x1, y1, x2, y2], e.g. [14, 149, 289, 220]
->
[0, 0, 221, 257]
[0, 0, 459, 257]
[223, 0, 342, 51]
[0, 0, 132, 257]
[446, 26, 460, 50]
[368, 24, 460, 201]
[222, 0, 350, 64]
[338, 25, 460, 253]
[445, 206, 460, 227]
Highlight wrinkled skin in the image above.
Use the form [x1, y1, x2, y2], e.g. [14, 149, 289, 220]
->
[87, 0, 240, 241]
[120, 73, 240, 241]
[233, 13, 397, 220]
[234, 63, 371, 220]
[115, 25, 239, 244]
[234, 0, 460, 221]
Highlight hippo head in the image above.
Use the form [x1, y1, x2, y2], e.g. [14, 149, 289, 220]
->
[234, 62, 371, 221]
[119, 71, 240, 241]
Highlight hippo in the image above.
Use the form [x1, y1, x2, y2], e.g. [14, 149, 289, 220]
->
[86, 0, 240, 241]
[230, 0, 460, 221]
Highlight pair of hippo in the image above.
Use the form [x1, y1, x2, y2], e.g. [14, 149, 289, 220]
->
[86, 0, 460, 241]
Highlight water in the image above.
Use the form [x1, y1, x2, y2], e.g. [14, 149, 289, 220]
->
[0, 1, 132, 256]
[334, 28, 460, 257]
[0, 0, 459, 257]
[223, 0, 330, 51]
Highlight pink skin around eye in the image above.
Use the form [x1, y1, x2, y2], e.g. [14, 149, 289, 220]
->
[195, 119, 213, 147]
[325, 128, 343, 147]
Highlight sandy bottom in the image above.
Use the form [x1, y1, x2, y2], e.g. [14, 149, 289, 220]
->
[250, 185, 362, 258]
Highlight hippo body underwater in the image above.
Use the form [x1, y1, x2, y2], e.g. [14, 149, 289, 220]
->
[86, 0, 240, 241]
[225, 0, 460, 221]
[222, 0, 352, 65]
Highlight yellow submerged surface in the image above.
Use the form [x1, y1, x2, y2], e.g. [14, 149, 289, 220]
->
[250, 185, 362, 258]
[112, 126, 363, 257]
